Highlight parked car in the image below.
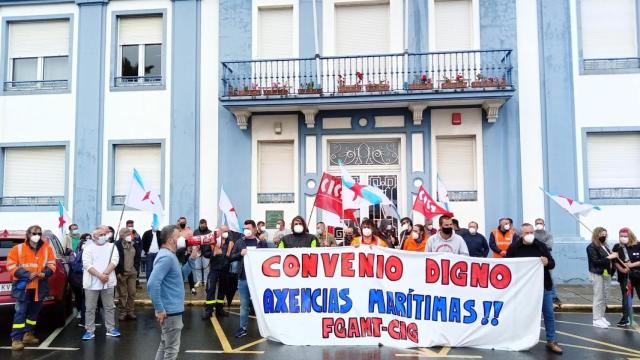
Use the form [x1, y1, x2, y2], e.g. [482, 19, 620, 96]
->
[0, 229, 73, 327]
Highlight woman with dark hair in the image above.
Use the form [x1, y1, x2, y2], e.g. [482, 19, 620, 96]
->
[278, 216, 318, 248]
[402, 224, 428, 252]
[351, 219, 388, 248]
[587, 227, 618, 328]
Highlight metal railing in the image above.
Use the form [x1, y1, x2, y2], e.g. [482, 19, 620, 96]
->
[257, 192, 295, 204]
[221, 49, 513, 98]
[114, 75, 163, 87]
[589, 187, 640, 200]
[583, 57, 640, 72]
[0, 196, 64, 207]
[3, 80, 68, 91]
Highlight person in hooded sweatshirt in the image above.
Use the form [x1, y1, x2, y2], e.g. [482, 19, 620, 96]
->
[278, 216, 318, 248]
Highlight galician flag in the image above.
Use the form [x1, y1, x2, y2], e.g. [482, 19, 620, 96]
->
[540, 188, 601, 216]
[58, 201, 72, 234]
[125, 169, 164, 215]
[219, 186, 241, 233]
[339, 161, 393, 222]
[437, 175, 451, 211]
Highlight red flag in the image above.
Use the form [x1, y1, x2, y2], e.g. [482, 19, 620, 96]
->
[313, 173, 343, 216]
[412, 186, 454, 219]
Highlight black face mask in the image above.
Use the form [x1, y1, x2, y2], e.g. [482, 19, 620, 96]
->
[179, 223, 186, 229]
[442, 227, 453, 235]
[598, 236, 607, 242]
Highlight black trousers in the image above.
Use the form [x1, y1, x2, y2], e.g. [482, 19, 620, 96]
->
[221, 272, 238, 307]
[204, 270, 225, 312]
[619, 276, 640, 322]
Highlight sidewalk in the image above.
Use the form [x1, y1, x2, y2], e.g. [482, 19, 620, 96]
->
[126, 283, 640, 312]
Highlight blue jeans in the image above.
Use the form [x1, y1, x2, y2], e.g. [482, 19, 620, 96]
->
[11, 290, 43, 340]
[542, 289, 556, 342]
[146, 252, 158, 281]
[238, 279, 250, 329]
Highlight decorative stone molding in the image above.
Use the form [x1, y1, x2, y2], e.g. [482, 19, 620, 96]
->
[302, 108, 319, 128]
[482, 100, 505, 123]
[232, 110, 251, 130]
[408, 102, 429, 126]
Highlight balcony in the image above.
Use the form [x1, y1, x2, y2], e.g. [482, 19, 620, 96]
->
[3, 79, 68, 91]
[220, 49, 515, 127]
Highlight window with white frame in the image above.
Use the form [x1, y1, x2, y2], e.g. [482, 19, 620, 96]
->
[434, 0, 473, 51]
[587, 132, 640, 200]
[113, 144, 162, 205]
[1, 147, 65, 206]
[258, 7, 294, 59]
[6, 20, 70, 90]
[257, 141, 294, 203]
[335, 2, 390, 55]
[116, 15, 163, 86]
[436, 136, 477, 201]
[580, 0, 638, 62]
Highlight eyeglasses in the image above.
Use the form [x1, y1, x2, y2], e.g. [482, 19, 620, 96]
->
[31, 232, 43, 236]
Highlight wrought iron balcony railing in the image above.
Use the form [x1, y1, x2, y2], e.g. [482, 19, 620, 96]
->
[221, 49, 513, 98]
[3, 79, 68, 91]
[114, 75, 163, 87]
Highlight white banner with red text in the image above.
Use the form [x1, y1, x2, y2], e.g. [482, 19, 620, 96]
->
[244, 247, 543, 351]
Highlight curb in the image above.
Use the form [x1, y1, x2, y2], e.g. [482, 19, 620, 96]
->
[132, 299, 241, 306]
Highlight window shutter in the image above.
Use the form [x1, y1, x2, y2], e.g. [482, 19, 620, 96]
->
[434, 0, 473, 51]
[581, 0, 637, 59]
[258, 7, 293, 59]
[3, 147, 65, 196]
[114, 145, 162, 195]
[8, 20, 69, 58]
[258, 141, 294, 193]
[335, 3, 390, 55]
[436, 136, 476, 191]
[119, 16, 163, 45]
[587, 133, 640, 188]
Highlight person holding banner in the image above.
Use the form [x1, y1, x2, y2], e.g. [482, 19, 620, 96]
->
[612, 227, 640, 327]
[401, 224, 427, 252]
[351, 219, 387, 248]
[229, 220, 260, 338]
[587, 227, 618, 328]
[278, 216, 318, 248]
[426, 216, 469, 255]
[506, 223, 563, 354]
[316, 222, 337, 247]
[489, 218, 518, 258]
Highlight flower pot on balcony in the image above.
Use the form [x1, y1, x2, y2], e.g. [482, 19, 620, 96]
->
[297, 88, 323, 95]
[365, 83, 391, 92]
[471, 79, 507, 89]
[262, 88, 289, 96]
[238, 89, 262, 96]
[227, 89, 240, 96]
[337, 85, 362, 93]
[441, 81, 467, 89]
[408, 82, 434, 90]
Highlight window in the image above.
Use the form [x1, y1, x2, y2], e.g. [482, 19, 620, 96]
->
[6, 20, 70, 90]
[587, 133, 640, 200]
[113, 144, 162, 206]
[1, 147, 65, 206]
[434, 0, 473, 51]
[258, 7, 293, 59]
[335, 3, 390, 55]
[436, 136, 477, 201]
[258, 141, 294, 203]
[116, 15, 163, 86]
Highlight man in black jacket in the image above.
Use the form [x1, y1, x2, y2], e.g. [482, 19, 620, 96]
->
[142, 226, 162, 280]
[115, 228, 141, 321]
[506, 223, 562, 354]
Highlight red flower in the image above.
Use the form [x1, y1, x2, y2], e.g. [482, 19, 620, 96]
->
[455, 73, 464, 82]
[356, 71, 363, 81]
[421, 74, 427, 82]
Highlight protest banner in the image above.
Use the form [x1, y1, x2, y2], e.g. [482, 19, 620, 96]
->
[244, 247, 543, 351]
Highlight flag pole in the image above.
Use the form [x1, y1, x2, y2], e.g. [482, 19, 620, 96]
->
[114, 173, 134, 242]
[307, 201, 316, 226]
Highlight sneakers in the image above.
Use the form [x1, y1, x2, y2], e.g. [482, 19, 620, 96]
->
[126, 313, 137, 320]
[22, 332, 39, 345]
[234, 327, 247, 338]
[76, 312, 82, 319]
[191, 288, 197, 295]
[546, 341, 563, 354]
[106, 328, 121, 337]
[202, 309, 213, 320]
[601, 317, 611, 326]
[593, 319, 609, 328]
[617, 318, 630, 327]
[195, 281, 203, 288]
[11, 340, 24, 351]
[82, 331, 95, 341]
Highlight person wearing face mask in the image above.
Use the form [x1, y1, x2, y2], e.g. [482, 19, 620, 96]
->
[142, 224, 162, 280]
[175, 217, 197, 295]
[426, 219, 437, 236]
[612, 228, 640, 327]
[193, 219, 212, 289]
[272, 219, 291, 247]
[148, 224, 190, 360]
[316, 222, 337, 247]
[217, 225, 237, 312]
[115, 228, 141, 321]
[202, 226, 232, 319]
[586, 227, 618, 328]
[256, 221, 273, 247]
[397, 217, 413, 249]
[82, 225, 120, 340]
[461, 221, 489, 258]
[506, 223, 562, 354]
[7, 225, 57, 351]
[65, 223, 81, 253]
[402, 224, 427, 252]
[379, 219, 398, 248]
[426, 216, 469, 255]
[489, 218, 519, 258]
[533, 218, 560, 305]
[351, 219, 388, 248]
[278, 216, 318, 248]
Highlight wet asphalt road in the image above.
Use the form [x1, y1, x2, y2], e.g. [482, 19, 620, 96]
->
[1, 306, 639, 359]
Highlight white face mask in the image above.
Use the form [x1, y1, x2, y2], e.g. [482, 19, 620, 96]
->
[535, 224, 544, 231]
[620, 237, 629, 245]
[293, 224, 304, 234]
[96, 235, 108, 245]
[386, 225, 392, 231]
[243, 229, 253, 237]
[503, 224, 511, 231]
[523, 234, 535, 244]
[125, 235, 132, 242]
[469, 228, 477, 235]
[411, 231, 420, 240]
[30, 235, 41, 243]
[427, 225, 433, 230]
[259, 226, 266, 232]
[127, 226, 134, 231]
[222, 232, 229, 239]
[401, 223, 409, 231]
[362, 228, 372, 237]
[176, 236, 186, 249]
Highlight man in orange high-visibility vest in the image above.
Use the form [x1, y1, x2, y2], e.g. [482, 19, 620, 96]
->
[6, 225, 56, 351]
[489, 218, 519, 258]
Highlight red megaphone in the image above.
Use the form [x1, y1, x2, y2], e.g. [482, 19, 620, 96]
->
[186, 233, 217, 247]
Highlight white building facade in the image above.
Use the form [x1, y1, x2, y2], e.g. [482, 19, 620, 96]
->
[0, 0, 638, 283]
